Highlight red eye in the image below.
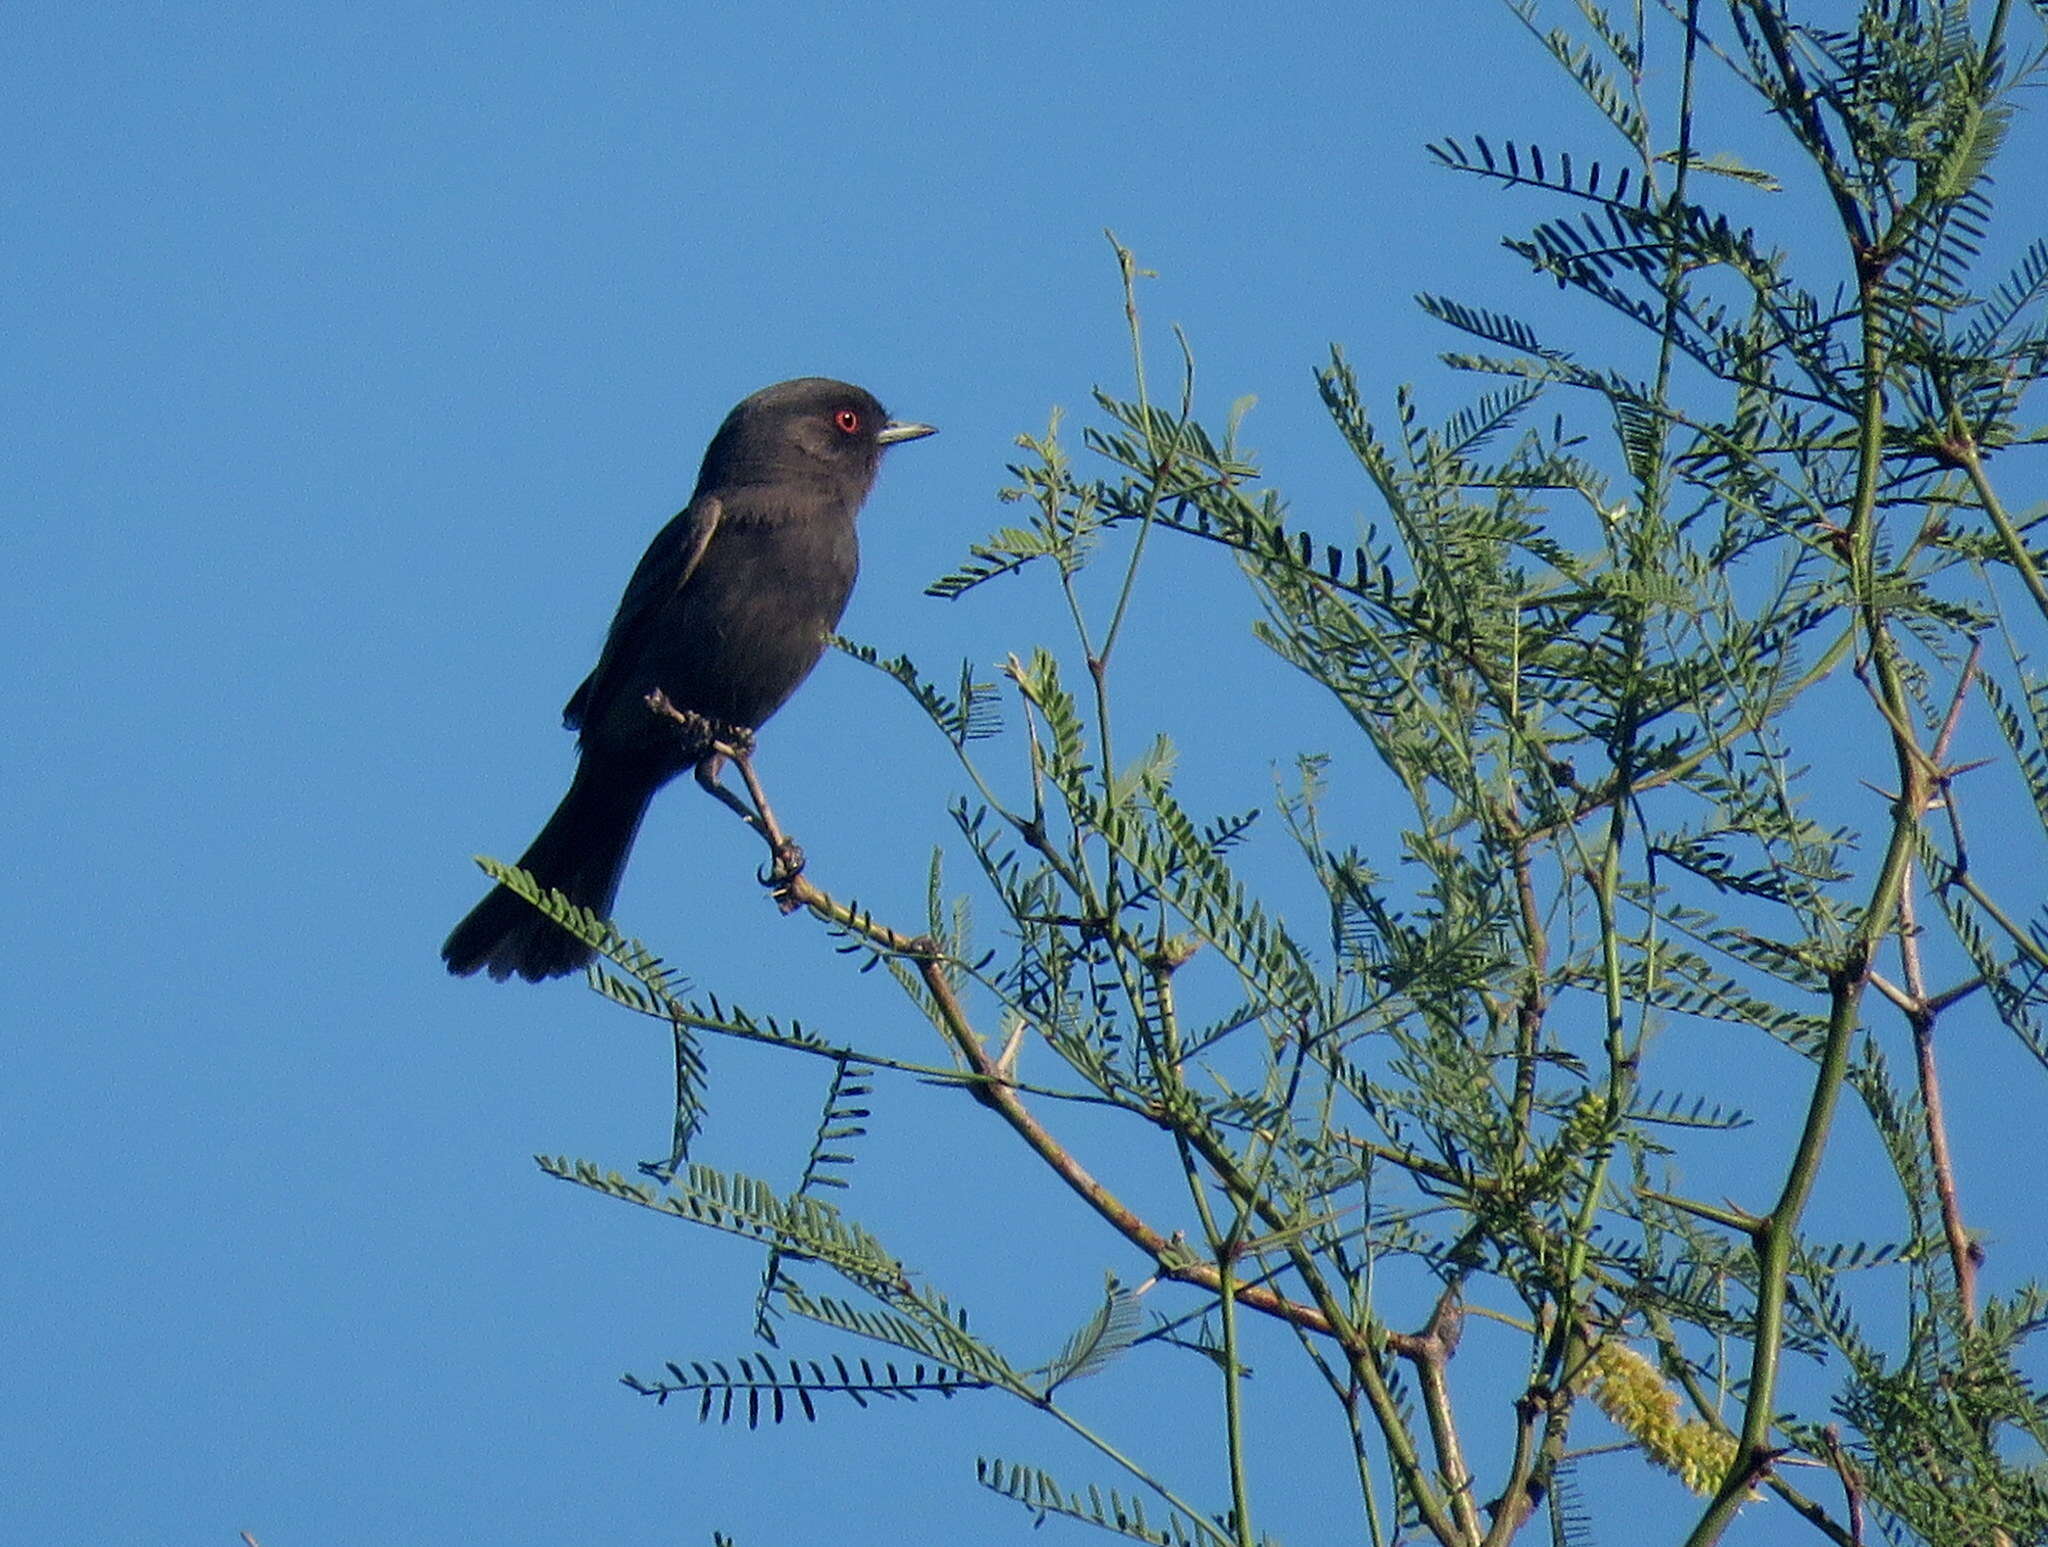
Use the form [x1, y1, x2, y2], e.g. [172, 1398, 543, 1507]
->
[834, 408, 861, 435]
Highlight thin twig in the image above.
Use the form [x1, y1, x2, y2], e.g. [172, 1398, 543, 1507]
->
[1820, 1427, 1866, 1547]
[692, 748, 1352, 1341]
[1892, 644, 1985, 1320]
[1403, 1284, 1483, 1544]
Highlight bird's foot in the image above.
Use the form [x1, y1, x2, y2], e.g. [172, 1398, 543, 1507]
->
[645, 690, 753, 758]
[763, 837, 807, 911]
[709, 722, 756, 758]
[644, 687, 694, 732]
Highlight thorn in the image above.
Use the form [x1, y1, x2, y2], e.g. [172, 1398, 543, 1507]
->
[993, 1017, 1027, 1081]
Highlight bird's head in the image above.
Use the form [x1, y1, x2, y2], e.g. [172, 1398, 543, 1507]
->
[697, 377, 935, 497]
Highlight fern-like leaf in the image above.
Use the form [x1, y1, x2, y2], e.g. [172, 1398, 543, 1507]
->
[624, 1352, 989, 1426]
[1038, 1275, 1146, 1395]
[976, 1457, 1227, 1547]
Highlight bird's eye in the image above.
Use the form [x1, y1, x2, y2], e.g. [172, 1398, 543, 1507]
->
[834, 408, 862, 435]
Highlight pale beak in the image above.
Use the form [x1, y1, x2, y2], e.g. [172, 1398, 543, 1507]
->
[877, 419, 937, 446]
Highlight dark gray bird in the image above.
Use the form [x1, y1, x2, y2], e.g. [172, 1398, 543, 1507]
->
[443, 377, 935, 981]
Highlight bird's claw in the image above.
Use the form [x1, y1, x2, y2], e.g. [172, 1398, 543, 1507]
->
[646, 691, 754, 758]
[761, 837, 807, 910]
[765, 837, 806, 883]
[710, 724, 757, 758]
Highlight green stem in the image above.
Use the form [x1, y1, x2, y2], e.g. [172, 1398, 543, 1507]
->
[1176, 1123, 1466, 1545]
[1684, 157, 1923, 1546]
[1100, 231, 1173, 663]
[1650, 1313, 1855, 1546]
[1038, 1399, 1241, 1547]
[1955, 439, 2048, 626]
[1946, 866, 2048, 973]
[1155, 970, 1254, 1547]
[1216, 1253, 1256, 1547]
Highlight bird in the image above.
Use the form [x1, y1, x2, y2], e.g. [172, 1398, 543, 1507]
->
[442, 377, 935, 982]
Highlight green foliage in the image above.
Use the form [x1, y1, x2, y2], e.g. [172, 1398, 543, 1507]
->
[1036, 1275, 1146, 1395]
[752, 1055, 874, 1342]
[977, 1455, 1260, 1547]
[498, 4, 2048, 1544]
[624, 1352, 987, 1427]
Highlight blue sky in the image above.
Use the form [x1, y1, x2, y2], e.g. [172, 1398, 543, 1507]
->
[7, 3, 2046, 1544]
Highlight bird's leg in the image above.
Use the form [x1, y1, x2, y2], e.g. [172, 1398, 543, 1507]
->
[646, 689, 805, 902]
[724, 743, 807, 903]
[648, 688, 764, 829]
[692, 750, 762, 828]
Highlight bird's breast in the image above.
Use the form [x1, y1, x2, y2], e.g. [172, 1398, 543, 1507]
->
[644, 504, 859, 730]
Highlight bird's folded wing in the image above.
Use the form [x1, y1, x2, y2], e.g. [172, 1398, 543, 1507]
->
[562, 493, 724, 730]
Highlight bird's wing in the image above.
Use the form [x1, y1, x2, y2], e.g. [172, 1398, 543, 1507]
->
[562, 493, 725, 730]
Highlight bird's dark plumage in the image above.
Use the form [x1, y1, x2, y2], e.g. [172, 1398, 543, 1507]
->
[443, 377, 934, 982]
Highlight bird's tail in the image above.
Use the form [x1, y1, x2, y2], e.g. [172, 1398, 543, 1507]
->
[442, 763, 659, 982]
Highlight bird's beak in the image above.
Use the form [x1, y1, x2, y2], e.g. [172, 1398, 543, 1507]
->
[877, 419, 937, 446]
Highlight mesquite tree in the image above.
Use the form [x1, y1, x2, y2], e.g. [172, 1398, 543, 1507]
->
[488, 3, 2048, 1542]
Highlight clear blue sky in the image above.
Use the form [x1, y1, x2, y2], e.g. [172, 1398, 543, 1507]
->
[6, 4, 2044, 1544]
